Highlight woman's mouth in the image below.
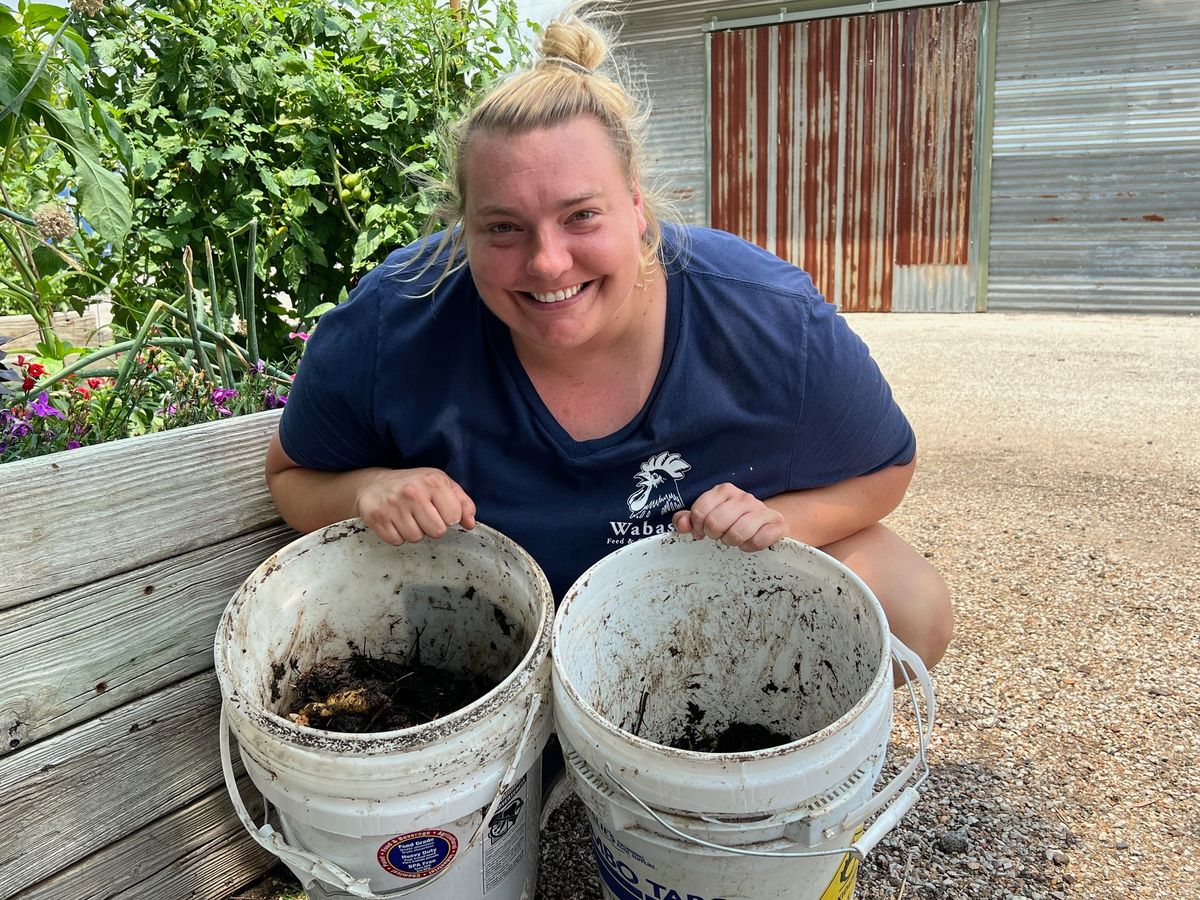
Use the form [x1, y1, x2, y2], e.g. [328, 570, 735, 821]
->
[525, 281, 591, 304]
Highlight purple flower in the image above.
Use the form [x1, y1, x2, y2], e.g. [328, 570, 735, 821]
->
[253, 359, 266, 374]
[9, 421, 31, 438]
[164, 404, 178, 416]
[29, 392, 66, 420]
[67, 439, 81, 449]
[262, 389, 287, 410]
[211, 387, 238, 405]
[216, 405, 232, 416]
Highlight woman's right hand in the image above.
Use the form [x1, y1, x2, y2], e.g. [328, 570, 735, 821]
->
[355, 467, 477, 544]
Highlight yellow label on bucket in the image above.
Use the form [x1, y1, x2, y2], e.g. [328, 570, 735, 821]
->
[818, 829, 865, 900]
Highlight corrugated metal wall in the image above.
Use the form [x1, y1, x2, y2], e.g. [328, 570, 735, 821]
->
[709, 7, 981, 311]
[989, 0, 1200, 312]
[620, 1, 771, 225]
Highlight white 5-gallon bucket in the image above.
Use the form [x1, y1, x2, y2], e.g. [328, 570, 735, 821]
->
[215, 520, 554, 899]
[552, 533, 935, 900]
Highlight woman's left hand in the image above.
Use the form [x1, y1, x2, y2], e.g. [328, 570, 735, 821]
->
[671, 483, 786, 551]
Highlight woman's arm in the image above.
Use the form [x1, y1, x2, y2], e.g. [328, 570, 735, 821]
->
[672, 459, 915, 551]
[265, 431, 476, 543]
[764, 458, 914, 547]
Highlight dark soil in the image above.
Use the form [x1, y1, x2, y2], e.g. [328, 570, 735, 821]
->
[284, 653, 498, 733]
[668, 720, 794, 753]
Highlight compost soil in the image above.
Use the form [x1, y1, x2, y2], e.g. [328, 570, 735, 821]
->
[283, 653, 498, 733]
[669, 720, 794, 753]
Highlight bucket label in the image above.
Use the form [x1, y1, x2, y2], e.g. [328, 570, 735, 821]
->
[817, 830, 864, 900]
[483, 773, 529, 892]
[377, 829, 458, 879]
[589, 823, 725, 900]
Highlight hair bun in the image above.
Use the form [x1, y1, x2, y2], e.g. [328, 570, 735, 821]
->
[538, 18, 607, 73]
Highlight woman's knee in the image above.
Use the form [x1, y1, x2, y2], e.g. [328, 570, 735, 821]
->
[820, 524, 953, 670]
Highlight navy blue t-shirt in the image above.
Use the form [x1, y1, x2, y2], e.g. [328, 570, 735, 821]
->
[279, 227, 914, 600]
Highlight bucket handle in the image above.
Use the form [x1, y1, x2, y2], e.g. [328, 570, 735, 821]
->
[220, 691, 544, 899]
[602, 635, 935, 863]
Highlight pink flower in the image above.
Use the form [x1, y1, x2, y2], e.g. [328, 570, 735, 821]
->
[288, 331, 309, 341]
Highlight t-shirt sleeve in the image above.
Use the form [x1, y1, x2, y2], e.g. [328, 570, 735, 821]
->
[790, 299, 915, 487]
[277, 273, 391, 472]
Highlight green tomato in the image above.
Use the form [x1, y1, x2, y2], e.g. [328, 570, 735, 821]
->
[186, 0, 198, 12]
[172, 1, 185, 14]
[339, 188, 353, 202]
[355, 186, 371, 202]
[342, 172, 360, 189]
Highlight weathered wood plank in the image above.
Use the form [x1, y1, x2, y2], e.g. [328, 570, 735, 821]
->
[0, 525, 294, 756]
[0, 673, 231, 897]
[0, 301, 113, 350]
[1, 410, 283, 610]
[16, 778, 277, 900]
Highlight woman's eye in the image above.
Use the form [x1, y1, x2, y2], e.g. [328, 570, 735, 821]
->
[571, 210, 597, 223]
[488, 223, 515, 234]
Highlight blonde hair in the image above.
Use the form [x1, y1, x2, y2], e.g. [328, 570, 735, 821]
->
[416, 4, 671, 289]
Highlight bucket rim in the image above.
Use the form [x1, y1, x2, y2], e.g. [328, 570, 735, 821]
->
[215, 519, 555, 753]
[551, 532, 892, 761]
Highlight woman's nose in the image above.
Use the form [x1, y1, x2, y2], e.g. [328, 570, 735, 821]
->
[527, 231, 571, 281]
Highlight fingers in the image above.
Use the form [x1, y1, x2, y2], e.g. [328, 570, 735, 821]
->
[358, 468, 477, 545]
[678, 483, 785, 552]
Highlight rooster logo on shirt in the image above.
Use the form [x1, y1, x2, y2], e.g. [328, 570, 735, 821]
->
[627, 451, 691, 519]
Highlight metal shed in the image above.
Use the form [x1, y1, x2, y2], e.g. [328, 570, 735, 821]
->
[613, 0, 1200, 313]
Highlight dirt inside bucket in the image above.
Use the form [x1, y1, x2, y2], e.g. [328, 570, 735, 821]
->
[283, 653, 498, 733]
[667, 702, 794, 753]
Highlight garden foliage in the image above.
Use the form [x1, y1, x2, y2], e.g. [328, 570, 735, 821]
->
[0, 0, 532, 463]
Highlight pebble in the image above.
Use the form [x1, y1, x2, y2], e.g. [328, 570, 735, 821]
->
[935, 829, 971, 854]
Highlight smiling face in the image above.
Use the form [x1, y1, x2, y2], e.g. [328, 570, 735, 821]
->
[461, 116, 650, 361]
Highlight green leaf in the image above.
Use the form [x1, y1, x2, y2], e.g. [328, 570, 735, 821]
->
[187, 148, 205, 172]
[166, 206, 195, 225]
[91, 103, 134, 169]
[61, 66, 91, 131]
[257, 165, 282, 198]
[351, 225, 385, 269]
[282, 243, 307, 289]
[0, 11, 18, 38]
[306, 302, 336, 319]
[361, 111, 389, 130]
[219, 145, 249, 163]
[23, 3, 67, 31]
[59, 28, 88, 70]
[200, 106, 230, 119]
[279, 167, 320, 187]
[74, 153, 133, 244]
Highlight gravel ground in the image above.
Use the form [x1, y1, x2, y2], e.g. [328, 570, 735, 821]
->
[244, 312, 1200, 900]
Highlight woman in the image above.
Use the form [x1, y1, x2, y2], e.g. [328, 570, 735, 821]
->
[265, 11, 953, 671]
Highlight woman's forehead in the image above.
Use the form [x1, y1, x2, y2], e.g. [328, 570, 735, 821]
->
[463, 123, 631, 214]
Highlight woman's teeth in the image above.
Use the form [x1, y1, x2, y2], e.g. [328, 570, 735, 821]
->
[530, 283, 584, 303]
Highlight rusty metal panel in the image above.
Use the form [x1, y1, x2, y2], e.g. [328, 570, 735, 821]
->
[989, 0, 1200, 313]
[710, 5, 982, 311]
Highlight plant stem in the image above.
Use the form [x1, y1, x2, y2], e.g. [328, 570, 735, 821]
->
[181, 246, 217, 385]
[328, 138, 361, 233]
[0, 206, 36, 227]
[244, 219, 259, 364]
